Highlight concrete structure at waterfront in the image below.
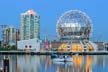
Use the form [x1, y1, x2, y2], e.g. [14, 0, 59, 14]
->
[20, 10, 40, 40]
[17, 38, 41, 52]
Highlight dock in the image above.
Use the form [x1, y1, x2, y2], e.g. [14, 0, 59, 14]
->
[0, 51, 108, 55]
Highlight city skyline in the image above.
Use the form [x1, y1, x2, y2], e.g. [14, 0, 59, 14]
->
[0, 0, 108, 41]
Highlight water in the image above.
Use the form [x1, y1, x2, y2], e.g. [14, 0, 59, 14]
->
[0, 55, 108, 72]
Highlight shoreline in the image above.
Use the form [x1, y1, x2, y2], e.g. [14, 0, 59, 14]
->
[0, 51, 108, 55]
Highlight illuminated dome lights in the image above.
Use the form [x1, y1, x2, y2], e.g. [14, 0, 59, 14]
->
[57, 10, 92, 40]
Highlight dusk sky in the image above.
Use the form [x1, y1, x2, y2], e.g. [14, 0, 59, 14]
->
[0, 0, 108, 41]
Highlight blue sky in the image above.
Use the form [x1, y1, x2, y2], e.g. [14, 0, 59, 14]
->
[0, 0, 108, 41]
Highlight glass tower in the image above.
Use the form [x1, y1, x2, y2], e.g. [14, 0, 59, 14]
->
[20, 10, 40, 40]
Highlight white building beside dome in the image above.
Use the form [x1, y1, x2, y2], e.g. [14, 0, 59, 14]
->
[17, 38, 41, 52]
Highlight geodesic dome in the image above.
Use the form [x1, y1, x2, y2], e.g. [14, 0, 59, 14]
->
[57, 10, 92, 40]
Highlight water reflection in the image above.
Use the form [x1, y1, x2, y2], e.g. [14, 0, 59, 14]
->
[17, 55, 40, 72]
[53, 55, 93, 72]
[0, 55, 108, 72]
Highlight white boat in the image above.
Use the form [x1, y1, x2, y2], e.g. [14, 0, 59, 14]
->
[52, 55, 73, 62]
[53, 61, 73, 66]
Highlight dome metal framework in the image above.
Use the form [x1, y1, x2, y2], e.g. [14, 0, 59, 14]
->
[57, 10, 92, 40]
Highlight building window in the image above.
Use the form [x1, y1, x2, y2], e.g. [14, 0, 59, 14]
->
[25, 45, 27, 48]
[29, 45, 32, 48]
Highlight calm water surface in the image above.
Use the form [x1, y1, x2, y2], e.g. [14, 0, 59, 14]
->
[0, 55, 108, 72]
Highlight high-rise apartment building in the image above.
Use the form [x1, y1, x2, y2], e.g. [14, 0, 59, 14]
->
[20, 10, 40, 40]
[0, 25, 8, 46]
[1, 25, 19, 46]
[8, 27, 18, 46]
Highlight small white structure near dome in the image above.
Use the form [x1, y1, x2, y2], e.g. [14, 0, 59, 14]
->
[17, 38, 41, 52]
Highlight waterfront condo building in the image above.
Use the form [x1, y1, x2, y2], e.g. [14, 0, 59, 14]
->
[7, 27, 18, 46]
[20, 10, 40, 40]
[1, 25, 19, 46]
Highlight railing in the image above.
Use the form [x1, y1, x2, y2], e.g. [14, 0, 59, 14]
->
[80, 41, 86, 51]
[89, 41, 98, 51]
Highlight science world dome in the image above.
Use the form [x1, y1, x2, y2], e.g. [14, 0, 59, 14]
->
[57, 10, 92, 40]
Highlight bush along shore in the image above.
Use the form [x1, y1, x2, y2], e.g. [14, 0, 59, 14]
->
[0, 46, 17, 51]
